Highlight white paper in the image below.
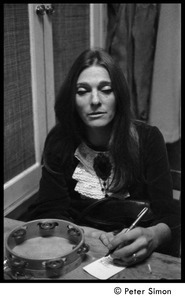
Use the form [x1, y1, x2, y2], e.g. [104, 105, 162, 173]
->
[83, 255, 125, 280]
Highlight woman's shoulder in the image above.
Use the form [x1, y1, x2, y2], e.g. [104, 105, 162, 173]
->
[134, 119, 155, 131]
[134, 120, 163, 138]
[133, 120, 165, 148]
[43, 124, 79, 171]
[45, 123, 80, 149]
[45, 124, 65, 146]
[44, 125, 66, 158]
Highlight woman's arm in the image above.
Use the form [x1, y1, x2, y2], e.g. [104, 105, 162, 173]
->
[143, 126, 181, 256]
[27, 166, 74, 221]
[100, 125, 180, 262]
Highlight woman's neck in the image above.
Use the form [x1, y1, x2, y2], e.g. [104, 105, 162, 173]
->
[85, 126, 112, 150]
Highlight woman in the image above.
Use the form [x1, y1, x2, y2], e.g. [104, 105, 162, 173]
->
[28, 48, 180, 265]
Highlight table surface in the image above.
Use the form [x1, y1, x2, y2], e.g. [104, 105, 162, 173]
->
[4, 218, 181, 280]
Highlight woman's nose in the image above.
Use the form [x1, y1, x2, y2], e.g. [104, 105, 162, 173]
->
[91, 90, 101, 105]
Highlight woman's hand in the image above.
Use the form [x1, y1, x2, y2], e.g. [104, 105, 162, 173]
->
[100, 223, 171, 266]
[100, 229, 128, 247]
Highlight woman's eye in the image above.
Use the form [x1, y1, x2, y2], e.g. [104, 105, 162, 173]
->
[76, 89, 88, 96]
[101, 88, 113, 95]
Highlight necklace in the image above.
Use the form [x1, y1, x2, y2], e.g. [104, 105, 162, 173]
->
[97, 177, 110, 198]
[93, 153, 112, 198]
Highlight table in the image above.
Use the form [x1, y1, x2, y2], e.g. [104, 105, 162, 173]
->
[4, 218, 181, 280]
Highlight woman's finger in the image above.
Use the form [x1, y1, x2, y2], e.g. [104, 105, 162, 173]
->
[111, 235, 145, 258]
[108, 227, 144, 250]
[113, 247, 148, 267]
[99, 232, 114, 246]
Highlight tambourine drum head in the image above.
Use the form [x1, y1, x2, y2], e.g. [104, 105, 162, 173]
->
[13, 236, 75, 259]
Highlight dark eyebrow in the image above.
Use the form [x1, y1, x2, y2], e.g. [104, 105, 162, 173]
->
[76, 83, 90, 88]
[98, 81, 112, 88]
[76, 81, 111, 88]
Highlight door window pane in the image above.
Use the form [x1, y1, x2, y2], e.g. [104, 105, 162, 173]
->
[4, 4, 35, 182]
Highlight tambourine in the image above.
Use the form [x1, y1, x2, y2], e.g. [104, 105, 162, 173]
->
[4, 219, 89, 279]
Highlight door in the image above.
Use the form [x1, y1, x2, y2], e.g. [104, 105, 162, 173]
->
[4, 3, 106, 215]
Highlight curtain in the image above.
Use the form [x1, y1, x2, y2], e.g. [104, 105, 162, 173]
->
[106, 3, 160, 121]
[148, 4, 181, 143]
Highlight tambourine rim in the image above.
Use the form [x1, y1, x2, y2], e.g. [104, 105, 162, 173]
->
[5, 219, 86, 264]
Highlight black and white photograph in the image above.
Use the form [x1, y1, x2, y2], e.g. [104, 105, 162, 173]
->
[3, 3, 182, 297]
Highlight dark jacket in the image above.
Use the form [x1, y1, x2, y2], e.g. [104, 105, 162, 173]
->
[28, 121, 181, 256]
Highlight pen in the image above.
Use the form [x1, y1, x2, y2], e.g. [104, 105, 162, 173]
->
[105, 207, 149, 256]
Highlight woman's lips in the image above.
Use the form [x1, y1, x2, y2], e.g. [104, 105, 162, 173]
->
[88, 112, 106, 118]
[88, 112, 106, 116]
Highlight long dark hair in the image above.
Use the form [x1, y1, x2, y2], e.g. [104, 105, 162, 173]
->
[44, 48, 141, 192]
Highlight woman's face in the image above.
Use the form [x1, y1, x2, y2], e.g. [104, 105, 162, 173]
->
[75, 65, 116, 129]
